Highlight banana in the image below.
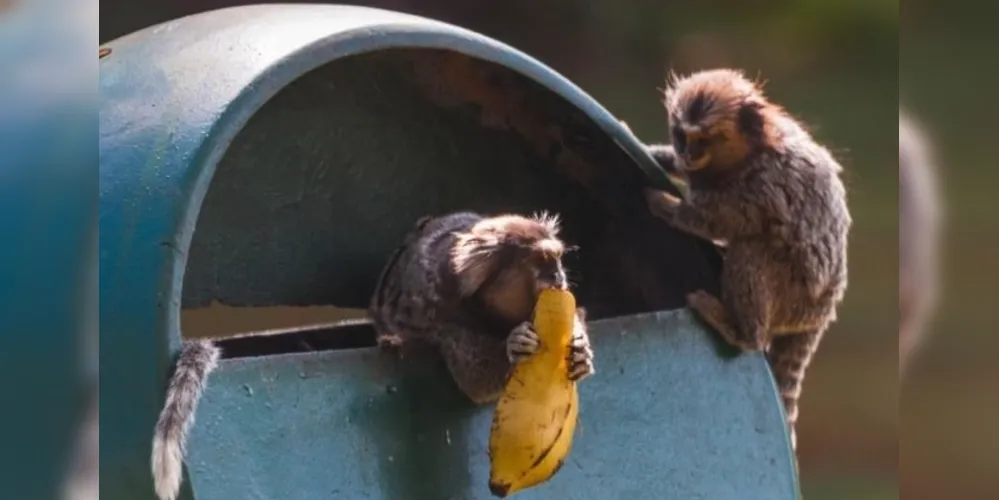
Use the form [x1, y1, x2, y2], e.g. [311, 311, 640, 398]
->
[488, 288, 580, 497]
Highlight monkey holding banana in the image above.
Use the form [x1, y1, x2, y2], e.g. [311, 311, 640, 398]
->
[370, 211, 595, 405]
[148, 211, 597, 500]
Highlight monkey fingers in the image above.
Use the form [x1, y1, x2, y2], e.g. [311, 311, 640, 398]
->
[687, 290, 762, 351]
[644, 188, 683, 218]
[506, 321, 540, 363]
[646, 143, 683, 176]
[568, 335, 594, 381]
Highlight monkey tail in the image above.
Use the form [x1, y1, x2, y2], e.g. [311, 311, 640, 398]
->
[766, 329, 825, 451]
[151, 340, 220, 500]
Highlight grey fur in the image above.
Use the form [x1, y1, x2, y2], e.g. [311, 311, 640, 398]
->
[644, 69, 851, 451]
[369, 211, 594, 404]
[151, 339, 220, 500]
[898, 111, 941, 375]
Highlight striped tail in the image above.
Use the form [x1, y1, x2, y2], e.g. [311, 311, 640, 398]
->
[766, 329, 825, 451]
[151, 340, 220, 500]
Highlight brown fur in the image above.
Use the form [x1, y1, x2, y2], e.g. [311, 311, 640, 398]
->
[898, 111, 941, 376]
[369, 211, 594, 404]
[644, 68, 851, 451]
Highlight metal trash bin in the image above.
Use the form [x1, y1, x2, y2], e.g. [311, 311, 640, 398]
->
[99, 5, 798, 499]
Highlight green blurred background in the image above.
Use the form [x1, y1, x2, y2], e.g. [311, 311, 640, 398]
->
[104, 1, 988, 498]
[902, 1, 999, 499]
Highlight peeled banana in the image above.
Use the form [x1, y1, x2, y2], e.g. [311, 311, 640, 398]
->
[488, 288, 580, 497]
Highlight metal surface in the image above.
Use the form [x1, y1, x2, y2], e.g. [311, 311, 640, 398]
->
[190, 310, 798, 500]
[98, 4, 794, 499]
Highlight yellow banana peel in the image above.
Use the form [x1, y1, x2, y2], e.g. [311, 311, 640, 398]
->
[488, 288, 580, 497]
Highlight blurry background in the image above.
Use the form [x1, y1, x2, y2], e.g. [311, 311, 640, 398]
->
[102, 1, 902, 499]
[902, 1, 999, 499]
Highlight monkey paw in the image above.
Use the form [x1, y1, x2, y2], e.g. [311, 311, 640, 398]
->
[376, 333, 404, 349]
[644, 188, 683, 218]
[568, 334, 595, 381]
[506, 321, 540, 364]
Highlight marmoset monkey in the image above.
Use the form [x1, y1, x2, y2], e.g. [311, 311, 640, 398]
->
[643, 69, 851, 450]
[151, 339, 220, 500]
[898, 111, 940, 376]
[369, 211, 595, 405]
[148, 212, 597, 500]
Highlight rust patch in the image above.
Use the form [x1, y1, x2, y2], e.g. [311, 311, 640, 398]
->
[99, 47, 111, 59]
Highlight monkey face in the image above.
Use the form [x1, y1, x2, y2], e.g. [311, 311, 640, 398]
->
[470, 245, 567, 326]
[665, 68, 771, 171]
[451, 212, 568, 302]
[529, 252, 568, 292]
[671, 123, 714, 171]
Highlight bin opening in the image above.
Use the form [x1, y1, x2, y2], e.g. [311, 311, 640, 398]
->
[213, 319, 377, 359]
[179, 48, 721, 359]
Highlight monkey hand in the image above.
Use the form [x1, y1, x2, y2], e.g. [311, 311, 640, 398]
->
[506, 322, 540, 364]
[645, 187, 683, 218]
[568, 328, 594, 382]
[507, 318, 593, 382]
[646, 143, 683, 176]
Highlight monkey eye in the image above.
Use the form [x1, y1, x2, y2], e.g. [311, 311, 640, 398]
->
[671, 126, 687, 152]
[688, 137, 710, 160]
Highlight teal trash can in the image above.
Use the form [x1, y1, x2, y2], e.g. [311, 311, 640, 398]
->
[98, 4, 799, 500]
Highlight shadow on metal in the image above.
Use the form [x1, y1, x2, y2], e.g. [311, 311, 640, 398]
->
[99, 4, 797, 499]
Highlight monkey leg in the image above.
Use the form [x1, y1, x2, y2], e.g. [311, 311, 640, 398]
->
[686, 290, 741, 347]
[687, 290, 766, 352]
[766, 327, 826, 452]
[695, 244, 772, 351]
[438, 327, 511, 405]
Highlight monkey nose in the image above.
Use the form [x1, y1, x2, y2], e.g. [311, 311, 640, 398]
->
[550, 272, 568, 290]
[686, 141, 706, 161]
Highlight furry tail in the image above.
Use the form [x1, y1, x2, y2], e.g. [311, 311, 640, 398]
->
[766, 329, 824, 451]
[151, 340, 220, 500]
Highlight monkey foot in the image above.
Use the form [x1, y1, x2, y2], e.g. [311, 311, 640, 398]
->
[686, 291, 762, 351]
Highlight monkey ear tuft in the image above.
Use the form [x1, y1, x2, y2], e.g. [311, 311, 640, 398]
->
[530, 211, 561, 237]
[451, 232, 502, 296]
[736, 101, 766, 142]
[413, 215, 434, 231]
[664, 70, 681, 98]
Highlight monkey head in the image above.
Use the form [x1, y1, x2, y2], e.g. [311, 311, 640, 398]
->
[450, 212, 568, 323]
[664, 68, 784, 174]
